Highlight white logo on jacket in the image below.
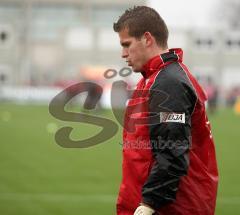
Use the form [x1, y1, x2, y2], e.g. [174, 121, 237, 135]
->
[160, 112, 185, 123]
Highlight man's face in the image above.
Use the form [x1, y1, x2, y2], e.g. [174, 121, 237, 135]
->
[118, 28, 147, 72]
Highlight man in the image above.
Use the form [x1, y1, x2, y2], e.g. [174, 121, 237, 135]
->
[113, 6, 218, 215]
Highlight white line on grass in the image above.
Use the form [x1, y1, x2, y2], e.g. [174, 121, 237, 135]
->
[0, 193, 116, 203]
[217, 197, 240, 205]
[0, 193, 239, 205]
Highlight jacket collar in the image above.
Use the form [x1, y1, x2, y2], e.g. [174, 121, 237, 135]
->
[141, 48, 183, 78]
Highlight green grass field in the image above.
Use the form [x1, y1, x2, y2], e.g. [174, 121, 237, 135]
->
[0, 103, 239, 215]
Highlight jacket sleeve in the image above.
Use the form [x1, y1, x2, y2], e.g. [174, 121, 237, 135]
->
[142, 71, 197, 210]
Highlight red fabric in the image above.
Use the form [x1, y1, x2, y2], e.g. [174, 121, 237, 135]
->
[117, 49, 218, 215]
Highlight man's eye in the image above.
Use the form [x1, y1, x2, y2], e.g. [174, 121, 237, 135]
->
[122, 43, 130, 48]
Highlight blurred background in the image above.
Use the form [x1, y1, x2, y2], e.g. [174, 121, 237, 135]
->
[0, 0, 240, 214]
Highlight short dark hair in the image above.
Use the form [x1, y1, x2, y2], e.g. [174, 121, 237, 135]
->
[113, 6, 168, 48]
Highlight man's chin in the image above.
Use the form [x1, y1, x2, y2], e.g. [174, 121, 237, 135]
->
[131, 66, 142, 73]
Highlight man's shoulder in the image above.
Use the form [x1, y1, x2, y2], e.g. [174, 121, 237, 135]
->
[153, 62, 193, 89]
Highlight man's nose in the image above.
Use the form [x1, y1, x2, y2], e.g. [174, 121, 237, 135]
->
[121, 48, 128, 58]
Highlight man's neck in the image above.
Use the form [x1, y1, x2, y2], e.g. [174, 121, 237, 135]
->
[147, 47, 169, 61]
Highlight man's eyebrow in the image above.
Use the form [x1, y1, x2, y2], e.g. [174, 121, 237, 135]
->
[121, 41, 130, 47]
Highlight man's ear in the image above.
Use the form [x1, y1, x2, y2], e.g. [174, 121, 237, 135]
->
[143, 32, 154, 47]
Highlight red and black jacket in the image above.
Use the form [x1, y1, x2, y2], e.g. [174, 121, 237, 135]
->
[117, 48, 218, 215]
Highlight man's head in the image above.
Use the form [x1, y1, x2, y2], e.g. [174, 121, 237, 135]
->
[113, 6, 169, 72]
